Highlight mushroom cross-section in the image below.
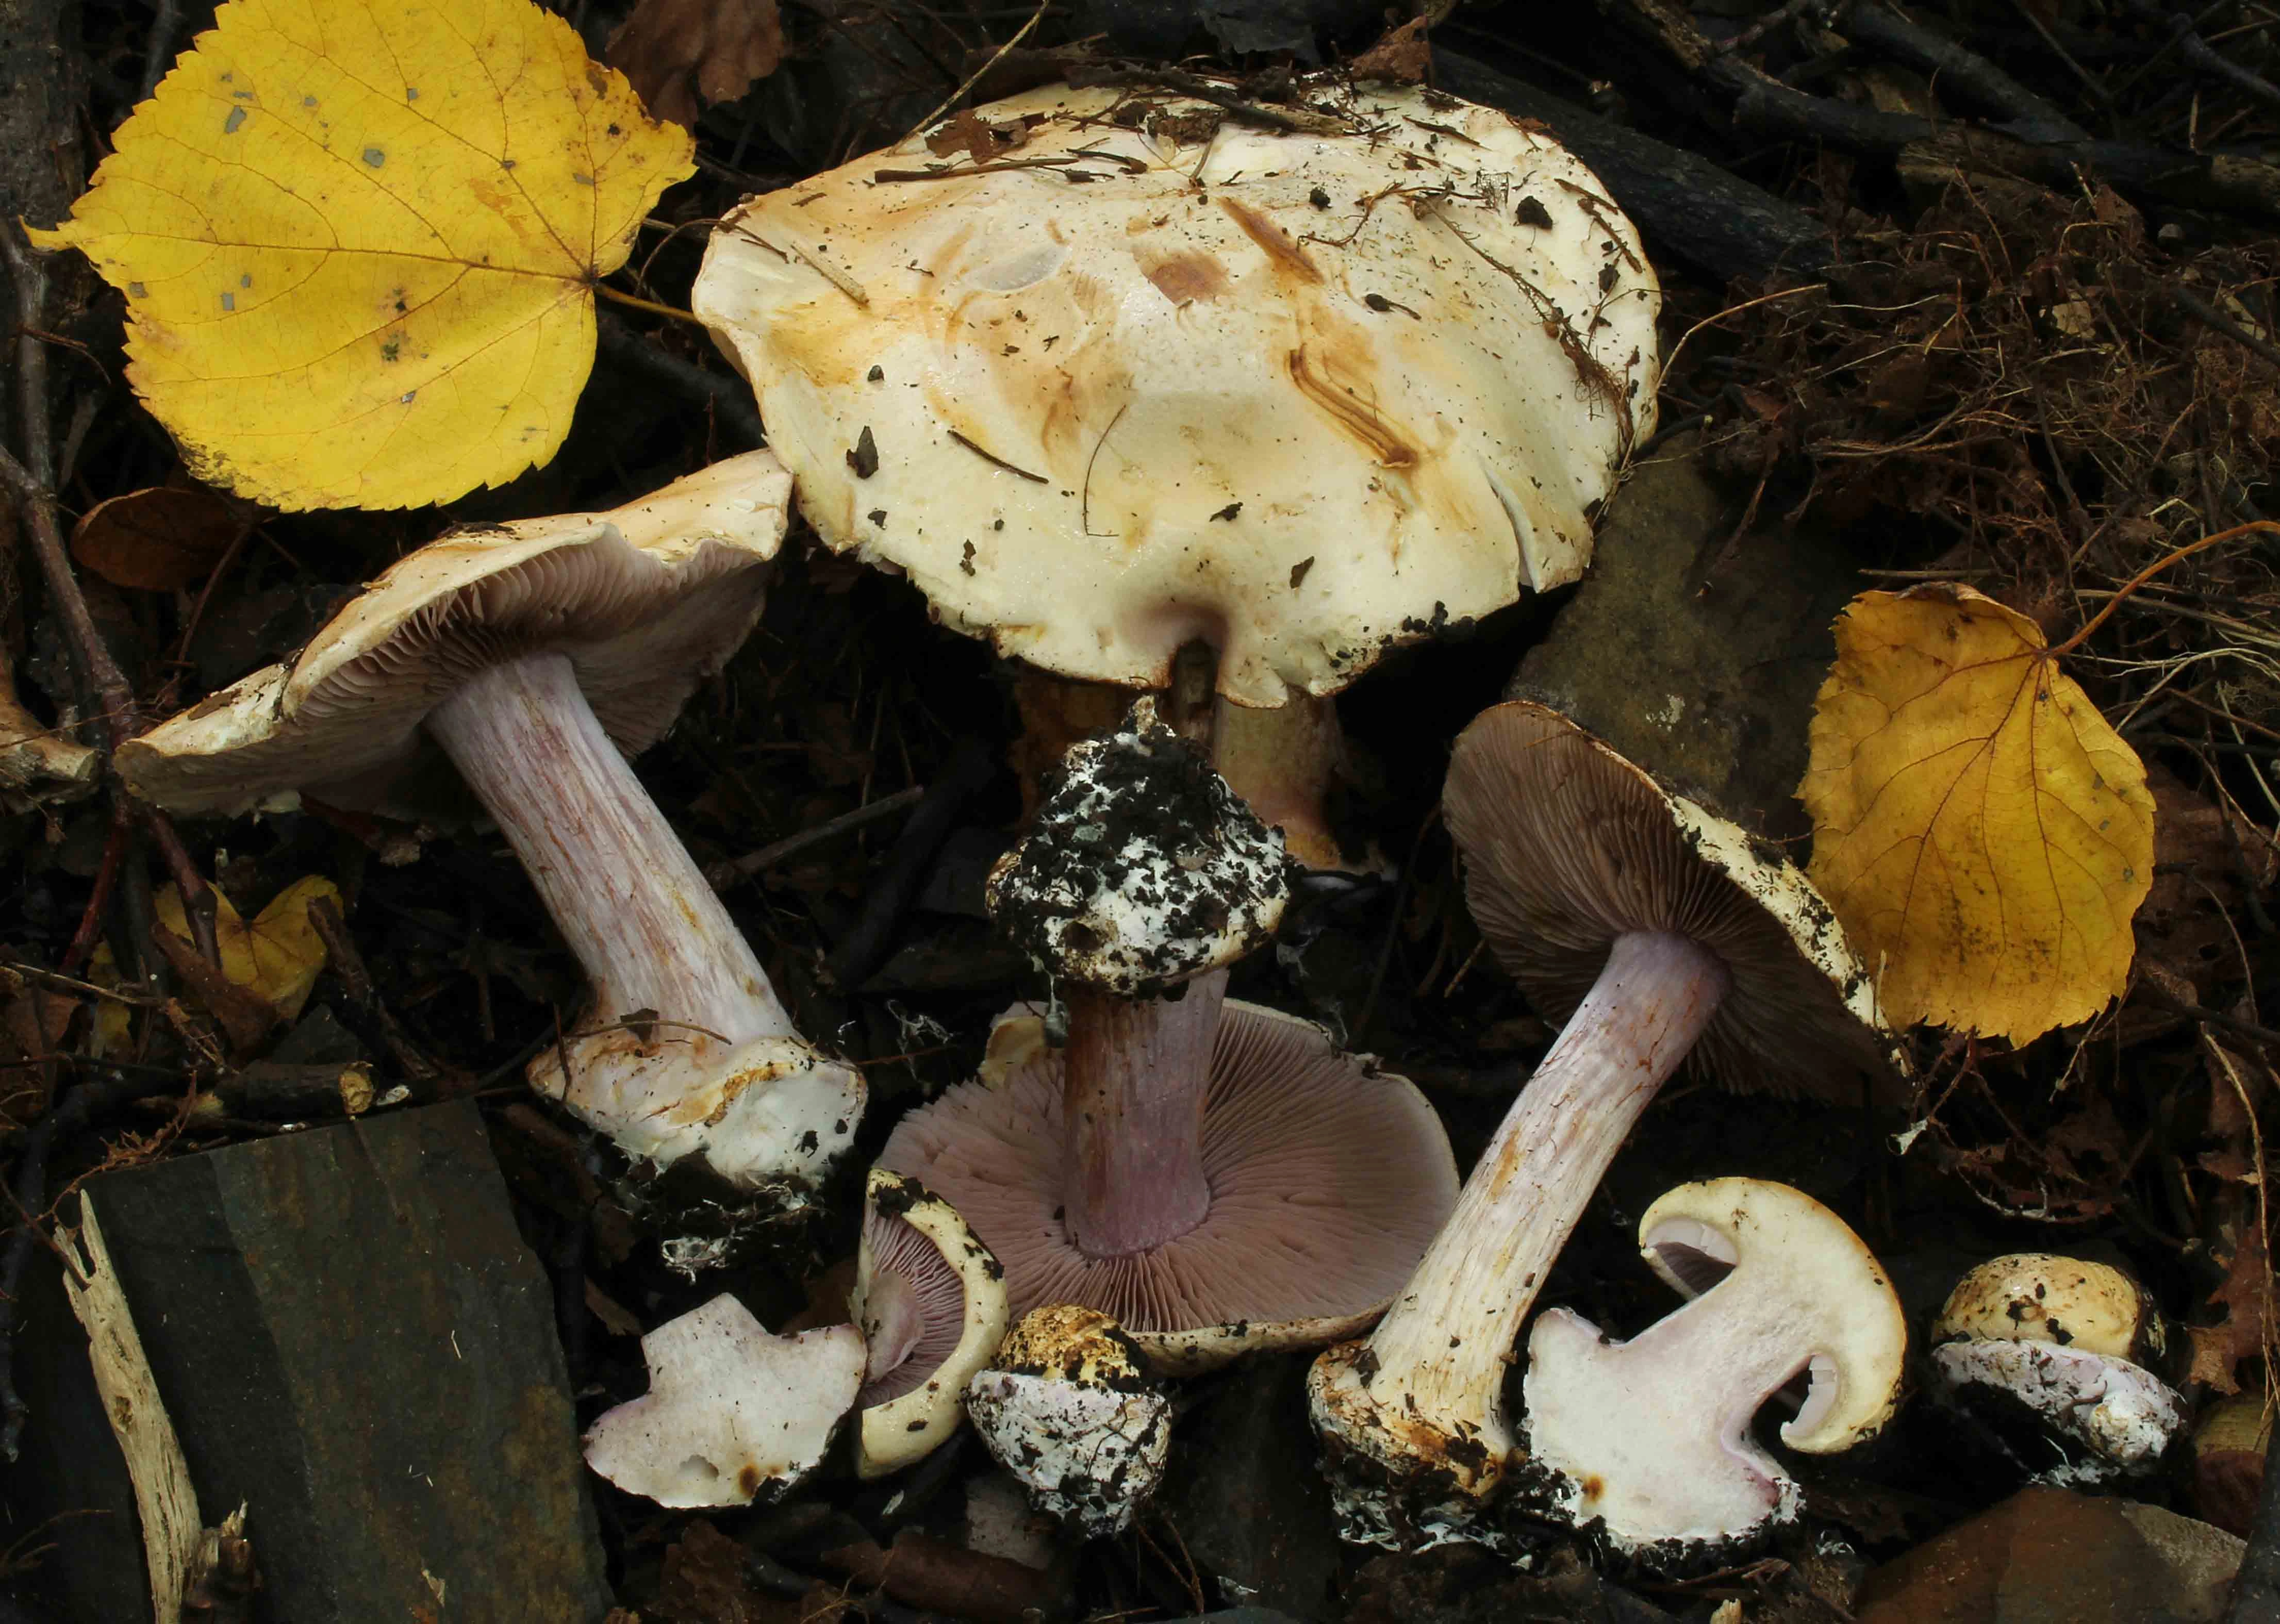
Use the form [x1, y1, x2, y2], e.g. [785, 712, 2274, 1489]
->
[1519, 1179, 1907, 1569]
[692, 77, 1659, 867]
[880, 702, 1457, 1369]
[1308, 700, 1891, 1544]
[583, 1294, 867, 1509]
[851, 1168, 1011, 1478]
[118, 457, 865, 1193]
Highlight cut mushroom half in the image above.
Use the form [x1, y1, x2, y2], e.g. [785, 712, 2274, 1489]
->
[1309, 701, 1893, 1547]
[1518, 1179, 1907, 1570]
[883, 703, 1456, 1369]
[693, 78, 1659, 867]
[1926, 1254, 2185, 1486]
[965, 1305, 1172, 1538]
[851, 1168, 1011, 1478]
[119, 455, 865, 1195]
[584, 1294, 867, 1509]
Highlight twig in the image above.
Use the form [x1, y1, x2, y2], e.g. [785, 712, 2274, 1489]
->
[2173, 283, 2280, 372]
[1845, 1, 2089, 140]
[905, 0, 1053, 141]
[2124, 0, 2280, 112]
[825, 739, 997, 989]
[712, 783, 927, 888]
[592, 281, 704, 327]
[2054, 520, 2280, 655]
[138, 0, 182, 101]
[306, 896, 442, 1085]
[594, 312, 765, 448]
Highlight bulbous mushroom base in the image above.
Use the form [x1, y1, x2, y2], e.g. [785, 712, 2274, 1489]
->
[534, 1030, 865, 1200]
[1304, 1340, 1518, 1553]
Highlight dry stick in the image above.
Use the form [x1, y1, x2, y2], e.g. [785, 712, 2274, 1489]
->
[1, 230, 221, 969]
[2052, 519, 2280, 656]
[305, 894, 442, 1086]
[904, 0, 1053, 140]
[2172, 283, 2280, 372]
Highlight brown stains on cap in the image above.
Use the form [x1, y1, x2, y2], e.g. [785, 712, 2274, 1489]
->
[1219, 197, 1321, 285]
[1138, 248, 1230, 305]
[1288, 344, 1416, 469]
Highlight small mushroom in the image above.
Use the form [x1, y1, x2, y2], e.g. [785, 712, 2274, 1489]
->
[964, 1305, 1172, 1538]
[584, 1294, 866, 1509]
[851, 1168, 1011, 1478]
[119, 456, 864, 1195]
[1518, 1179, 1907, 1569]
[692, 79, 1658, 868]
[1926, 1254, 2186, 1485]
[881, 702, 1456, 1369]
[1308, 701, 1892, 1545]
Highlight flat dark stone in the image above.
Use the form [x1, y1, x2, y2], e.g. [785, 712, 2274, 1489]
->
[6, 1102, 610, 1623]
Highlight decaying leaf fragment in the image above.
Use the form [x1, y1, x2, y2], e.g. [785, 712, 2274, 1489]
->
[1799, 584, 2155, 1040]
[157, 875, 341, 1023]
[28, 0, 694, 510]
[607, 0, 784, 129]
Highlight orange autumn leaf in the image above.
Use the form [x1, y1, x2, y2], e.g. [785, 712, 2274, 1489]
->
[1798, 584, 2155, 1041]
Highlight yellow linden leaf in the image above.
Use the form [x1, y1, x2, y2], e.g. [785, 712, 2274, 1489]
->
[1799, 584, 2155, 1041]
[27, 0, 693, 510]
[156, 875, 342, 1021]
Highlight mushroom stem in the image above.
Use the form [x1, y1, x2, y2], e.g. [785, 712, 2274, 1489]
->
[1212, 692, 1344, 870]
[427, 651, 795, 1045]
[1360, 930, 1729, 1446]
[1062, 969, 1226, 1258]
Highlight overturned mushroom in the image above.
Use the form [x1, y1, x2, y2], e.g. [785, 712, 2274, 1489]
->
[1926, 1253, 2186, 1486]
[1519, 1179, 1906, 1570]
[1309, 700, 1892, 1546]
[584, 1294, 866, 1509]
[119, 457, 864, 1194]
[693, 79, 1658, 865]
[881, 702, 1456, 1369]
[852, 1168, 1011, 1478]
[965, 1305, 1172, 1538]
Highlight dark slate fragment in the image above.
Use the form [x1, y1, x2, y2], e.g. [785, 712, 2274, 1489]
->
[8, 1102, 610, 1623]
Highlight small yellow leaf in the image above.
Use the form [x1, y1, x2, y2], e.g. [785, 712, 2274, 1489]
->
[29, 0, 693, 510]
[157, 876, 342, 1022]
[1799, 584, 2155, 1041]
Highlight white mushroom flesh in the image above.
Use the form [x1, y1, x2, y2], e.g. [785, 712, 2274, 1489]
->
[1518, 1180, 1906, 1564]
[1929, 1338, 2185, 1482]
[583, 1295, 866, 1509]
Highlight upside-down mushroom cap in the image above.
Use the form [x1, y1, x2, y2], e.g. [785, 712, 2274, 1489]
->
[583, 1293, 866, 1509]
[1443, 699, 1893, 1098]
[692, 82, 1658, 708]
[881, 1000, 1458, 1372]
[851, 1168, 1012, 1478]
[118, 452, 794, 820]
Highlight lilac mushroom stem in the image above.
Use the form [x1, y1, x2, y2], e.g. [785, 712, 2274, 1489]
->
[1062, 968, 1227, 1258]
[426, 651, 798, 1048]
[1327, 930, 1729, 1475]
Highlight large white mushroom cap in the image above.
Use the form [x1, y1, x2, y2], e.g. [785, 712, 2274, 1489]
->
[693, 81, 1658, 707]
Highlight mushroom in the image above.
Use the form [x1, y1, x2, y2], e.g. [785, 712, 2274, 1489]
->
[1925, 1253, 2186, 1485]
[1308, 700, 1891, 1544]
[1518, 1179, 1907, 1569]
[118, 456, 865, 1193]
[965, 1305, 1173, 1538]
[879, 702, 1457, 1370]
[584, 1294, 867, 1509]
[691, 78, 1659, 866]
[851, 1168, 1011, 1478]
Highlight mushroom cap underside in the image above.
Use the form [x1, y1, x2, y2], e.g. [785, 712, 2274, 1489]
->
[1443, 699, 1893, 1100]
[120, 451, 794, 820]
[853, 1168, 1011, 1478]
[691, 81, 1659, 707]
[878, 1000, 1457, 1372]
